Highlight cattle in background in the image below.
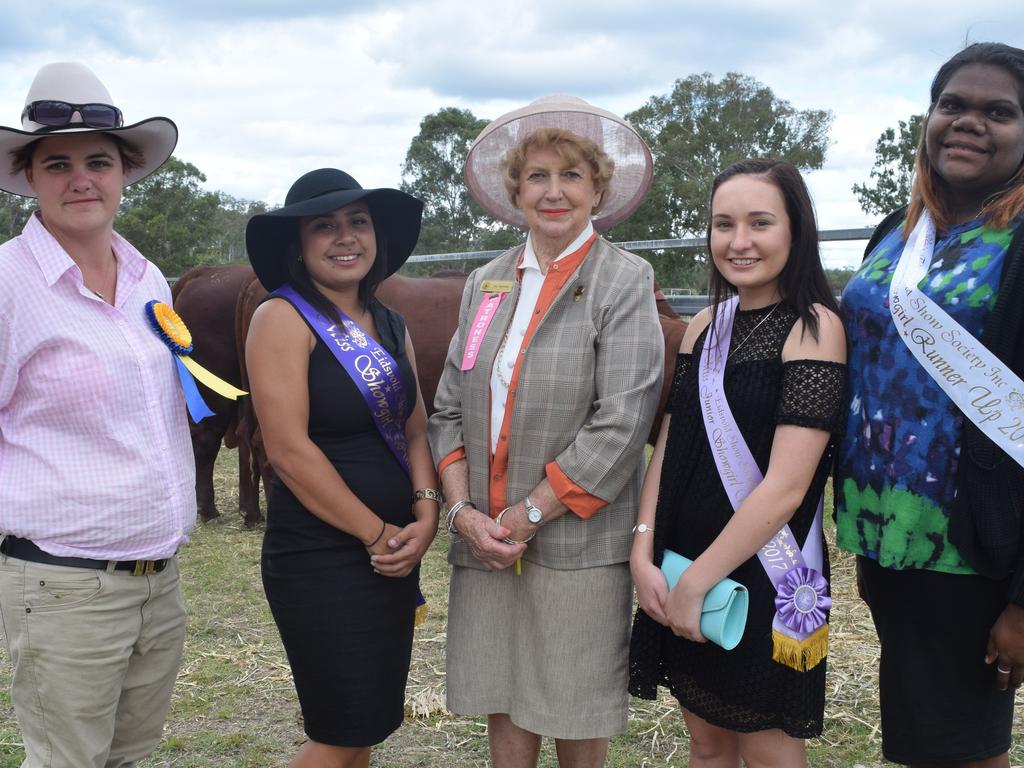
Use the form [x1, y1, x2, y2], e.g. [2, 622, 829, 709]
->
[171, 264, 261, 526]
[178, 267, 687, 528]
[231, 272, 468, 526]
[377, 272, 468, 412]
[231, 272, 272, 527]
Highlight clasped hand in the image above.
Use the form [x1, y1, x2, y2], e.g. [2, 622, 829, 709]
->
[665, 571, 708, 644]
[455, 506, 526, 571]
[369, 519, 435, 578]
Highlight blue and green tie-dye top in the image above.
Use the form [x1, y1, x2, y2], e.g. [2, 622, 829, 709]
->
[835, 216, 1016, 574]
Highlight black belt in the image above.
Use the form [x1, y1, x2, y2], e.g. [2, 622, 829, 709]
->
[0, 536, 169, 576]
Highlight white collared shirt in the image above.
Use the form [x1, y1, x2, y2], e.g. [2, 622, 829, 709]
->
[489, 222, 595, 452]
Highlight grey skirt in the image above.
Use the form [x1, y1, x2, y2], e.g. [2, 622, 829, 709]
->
[446, 560, 632, 739]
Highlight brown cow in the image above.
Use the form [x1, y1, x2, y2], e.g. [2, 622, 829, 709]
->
[233, 273, 686, 516]
[171, 264, 259, 526]
[183, 268, 686, 527]
[233, 272, 272, 527]
[231, 272, 469, 524]
[377, 272, 468, 412]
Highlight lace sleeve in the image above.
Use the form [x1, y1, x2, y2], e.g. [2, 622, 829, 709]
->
[663, 353, 692, 415]
[775, 360, 847, 433]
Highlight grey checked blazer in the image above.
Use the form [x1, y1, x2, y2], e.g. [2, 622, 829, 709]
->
[428, 237, 664, 570]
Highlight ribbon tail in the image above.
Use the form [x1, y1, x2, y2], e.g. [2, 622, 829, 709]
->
[771, 625, 829, 672]
[175, 356, 216, 423]
[180, 355, 248, 399]
[414, 588, 428, 627]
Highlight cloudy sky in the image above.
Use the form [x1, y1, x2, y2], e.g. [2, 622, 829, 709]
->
[1, 0, 1019, 267]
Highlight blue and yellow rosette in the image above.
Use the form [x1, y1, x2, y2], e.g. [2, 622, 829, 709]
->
[145, 300, 247, 422]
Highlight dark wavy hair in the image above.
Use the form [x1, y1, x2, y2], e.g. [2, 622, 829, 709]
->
[706, 158, 837, 342]
[282, 213, 390, 326]
[906, 42, 1024, 235]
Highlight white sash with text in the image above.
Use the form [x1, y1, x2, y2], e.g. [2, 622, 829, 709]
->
[889, 211, 1024, 468]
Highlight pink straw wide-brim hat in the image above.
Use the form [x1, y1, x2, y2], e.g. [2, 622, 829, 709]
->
[0, 62, 177, 197]
[465, 94, 653, 232]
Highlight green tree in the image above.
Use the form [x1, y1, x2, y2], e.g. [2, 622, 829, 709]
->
[117, 156, 221, 276]
[209, 193, 268, 263]
[852, 114, 924, 216]
[0, 191, 34, 243]
[825, 267, 857, 294]
[400, 107, 519, 257]
[610, 72, 833, 243]
[606, 72, 832, 292]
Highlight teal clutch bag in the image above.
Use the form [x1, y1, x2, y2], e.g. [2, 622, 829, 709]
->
[660, 549, 749, 650]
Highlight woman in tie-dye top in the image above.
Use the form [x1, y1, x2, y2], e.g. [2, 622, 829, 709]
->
[835, 42, 1024, 767]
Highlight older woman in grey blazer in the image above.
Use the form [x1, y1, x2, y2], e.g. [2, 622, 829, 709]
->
[428, 95, 663, 768]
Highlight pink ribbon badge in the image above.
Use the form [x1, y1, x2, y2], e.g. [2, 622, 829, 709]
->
[461, 292, 505, 371]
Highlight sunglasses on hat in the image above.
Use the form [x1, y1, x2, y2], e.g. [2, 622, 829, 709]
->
[21, 100, 124, 130]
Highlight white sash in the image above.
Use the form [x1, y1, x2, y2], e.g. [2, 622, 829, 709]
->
[889, 212, 1024, 468]
[699, 298, 830, 670]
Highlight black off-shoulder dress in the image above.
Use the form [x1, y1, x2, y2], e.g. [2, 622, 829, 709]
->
[629, 302, 846, 738]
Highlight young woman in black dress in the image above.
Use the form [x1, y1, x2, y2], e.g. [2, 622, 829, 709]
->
[629, 159, 847, 767]
[245, 168, 437, 768]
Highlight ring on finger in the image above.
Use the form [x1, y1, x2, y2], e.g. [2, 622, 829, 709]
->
[997, 665, 1012, 674]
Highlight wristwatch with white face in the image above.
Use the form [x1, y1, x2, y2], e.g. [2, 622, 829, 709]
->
[524, 496, 544, 526]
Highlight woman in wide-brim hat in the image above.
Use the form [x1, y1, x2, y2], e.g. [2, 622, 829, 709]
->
[0, 62, 195, 767]
[245, 168, 438, 766]
[428, 95, 664, 767]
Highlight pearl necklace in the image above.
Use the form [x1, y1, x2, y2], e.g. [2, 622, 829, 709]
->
[494, 326, 514, 389]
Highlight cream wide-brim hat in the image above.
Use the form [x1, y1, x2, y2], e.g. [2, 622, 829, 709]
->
[464, 93, 653, 232]
[0, 62, 178, 197]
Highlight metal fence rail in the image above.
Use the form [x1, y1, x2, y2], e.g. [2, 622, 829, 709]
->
[406, 227, 876, 264]
[667, 295, 711, 315]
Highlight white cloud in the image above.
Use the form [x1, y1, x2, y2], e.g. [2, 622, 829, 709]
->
[0, 0, 1021, 266]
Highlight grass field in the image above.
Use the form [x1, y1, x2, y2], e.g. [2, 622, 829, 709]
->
[0, 449, 1022, 767]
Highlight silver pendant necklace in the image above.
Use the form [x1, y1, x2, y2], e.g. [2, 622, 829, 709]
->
[727, 301, 781, 360]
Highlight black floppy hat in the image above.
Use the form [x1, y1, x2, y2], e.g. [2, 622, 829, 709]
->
[245, 168, 424, 292]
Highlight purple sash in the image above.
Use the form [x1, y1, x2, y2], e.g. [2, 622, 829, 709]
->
[273, 285, 410, 475]
[274, 285, 428, 621]
[698, 297, 830, 671]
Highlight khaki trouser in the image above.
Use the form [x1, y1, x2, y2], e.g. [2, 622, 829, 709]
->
[0, 552, 186, 768]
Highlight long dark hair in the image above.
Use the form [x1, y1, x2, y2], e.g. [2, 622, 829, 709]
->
[706, 158, 837, 342]
[907, 42, 1024, 235]
[283, 211, 390, 326]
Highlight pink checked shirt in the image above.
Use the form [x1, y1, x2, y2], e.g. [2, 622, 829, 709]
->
[0, 213, 196, 559]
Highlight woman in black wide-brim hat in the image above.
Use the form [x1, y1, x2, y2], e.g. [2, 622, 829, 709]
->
[245, 168, 437, 767]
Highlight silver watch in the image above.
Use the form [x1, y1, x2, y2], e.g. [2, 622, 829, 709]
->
[524, 496, 544, 525]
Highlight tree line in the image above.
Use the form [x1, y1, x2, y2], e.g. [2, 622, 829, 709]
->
[0, 73, 921, 290]
[0, 157, 269, 278]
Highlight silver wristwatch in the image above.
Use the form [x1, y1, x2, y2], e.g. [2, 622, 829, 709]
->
[524, 495, 544, 526]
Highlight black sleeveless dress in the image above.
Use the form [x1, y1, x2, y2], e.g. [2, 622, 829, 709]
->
[628, 303, 847, 738]
[261, 298, 419, 747]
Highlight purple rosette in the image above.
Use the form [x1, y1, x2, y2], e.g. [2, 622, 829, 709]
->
[774, 567, 831, 636]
